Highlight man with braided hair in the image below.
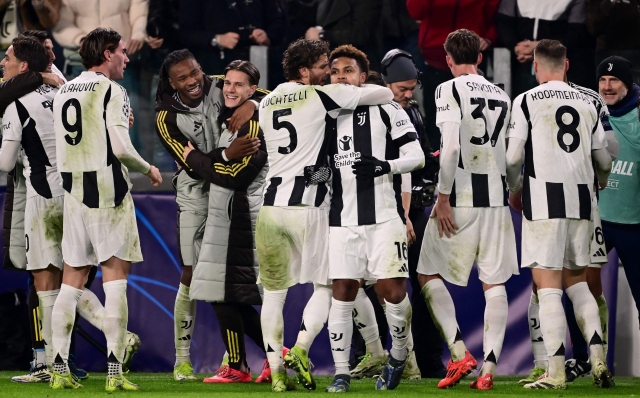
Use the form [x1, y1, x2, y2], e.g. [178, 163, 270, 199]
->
[154, 49, 269, 382]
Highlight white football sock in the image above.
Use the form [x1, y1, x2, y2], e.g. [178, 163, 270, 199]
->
[76, 288, 105, 332]
[565, 282, 605, 363]
[103, 280, 128, 369]
[407, 329, 414, 352]
[596, 294, 609, 357]
[385, 295, 411, 362]
[295, 283, 331, 352]
[37, 289, 59, 367]
[353, 288, 384, 358]
[51, 284, 83, 372]
[528, 291, 547, 370]
[537, 288, 565, 380]
[421, 279, 466, 361]
[481, 286, 508, 375]
[328, 298, 354, 375]
[262, 288, 287, 373]
[174, 283, 197, 366]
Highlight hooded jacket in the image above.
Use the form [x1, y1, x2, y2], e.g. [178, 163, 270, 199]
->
[155, 75, 268, 302]
[187, 107, 268, 304]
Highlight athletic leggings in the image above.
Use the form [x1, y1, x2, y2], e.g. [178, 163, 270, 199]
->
[211, 303, 264, 370]
[566, 221, 640, 361]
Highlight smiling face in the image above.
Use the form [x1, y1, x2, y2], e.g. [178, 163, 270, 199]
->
[0, 46, 24, 80]
[106, 40, 129, 80]
[223, 69, 256, 108]
[43, 38, 55, 73]
[599, 75, 628, 106]
[330, 56, 365, 87]
[168, 58, 205, 107]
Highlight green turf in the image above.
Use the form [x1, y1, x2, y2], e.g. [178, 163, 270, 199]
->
[1, 372, 638, 397]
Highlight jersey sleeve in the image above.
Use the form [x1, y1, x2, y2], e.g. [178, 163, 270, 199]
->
[591, 113, 607, 151]
[388, 105, 418, 145]
[506, 93, 529, 142]
[1, 103, 23, 142]
[105, 84, 131, 129]
[435, 81, 462, 129]
[314, 84, 362, 114]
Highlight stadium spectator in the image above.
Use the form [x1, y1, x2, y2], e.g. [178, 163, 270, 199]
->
[495, 0, 596, 96]
[146, 0, 181, 169]
[52, 0, 149, 152]
[305, 0, 382, 69]
[587, 0, 640, 84]
[146, 0, 180, 53]
[406, 0, 500, 148]
[596, 56, 640, 327]
[178, 0, 284, 76]
[0, 0, 62, 31]
[380, 0, 422, 74]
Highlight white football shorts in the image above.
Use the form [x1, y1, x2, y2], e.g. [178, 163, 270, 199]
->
[587, 199, 608, 268]
[521, 217, 591, 271]
[418, 206, 519, 286]
[256, 206, 330, 290]
[62, 192, 143, 267]
[25, 195, 63, 271]
[329, 216, 408, 282]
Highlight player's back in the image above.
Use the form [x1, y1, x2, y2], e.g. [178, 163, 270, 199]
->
[2, 84, 62, 199]
[436, 73, 511, 207]
[512, 80, 603, 220]
[54, 71, 132, 208]
[55, 72, 124, 171]
[259, 82, 361, 207]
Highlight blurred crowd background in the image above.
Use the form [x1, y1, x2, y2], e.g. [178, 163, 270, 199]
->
[2, 0, 638, 172]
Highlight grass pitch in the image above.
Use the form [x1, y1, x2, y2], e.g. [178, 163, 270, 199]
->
[1, 372, 638, 397]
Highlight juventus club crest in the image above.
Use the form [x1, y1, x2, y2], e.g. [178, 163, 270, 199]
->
[357, 112, 366, 126]
[339, 135, 352, 151]
[607, 63, 613, 72]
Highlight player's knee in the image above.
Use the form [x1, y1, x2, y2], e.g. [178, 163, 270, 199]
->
[180, 266, 193, 287]
[331, 279, 359, 301]
[417, 273, 439, 288]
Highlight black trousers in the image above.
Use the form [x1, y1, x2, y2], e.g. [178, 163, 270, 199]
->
[211, 302, 264, 370]
[408, 208, 446, 375]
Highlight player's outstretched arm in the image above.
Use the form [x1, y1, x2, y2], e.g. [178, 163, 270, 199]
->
[0, 72, 43, 116]
[356, 84, 394, 106]
[107, 124, 155, 177]
[0, 140, 21, 172]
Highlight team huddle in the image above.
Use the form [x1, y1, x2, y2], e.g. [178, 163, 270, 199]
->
[0, 25, 618, 393]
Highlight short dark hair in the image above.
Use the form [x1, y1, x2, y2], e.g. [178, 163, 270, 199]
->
[224, 60, 260, 86]
[78, 27, 122, 69]
[19, 30, 50, 44]
[282, 38, 329, 81]
[365, 71, 385, 86]
[534, 39, 567, 69]
[156, 49, 196, 101]
[329, 44, 369, 75]
[443, 29, 480, 65]
[11, 38, 49, 73]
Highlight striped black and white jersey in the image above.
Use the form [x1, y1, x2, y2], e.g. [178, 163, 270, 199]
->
[1, 84, 64, 199]
[435, 74, 511, 207]
[54, 72, 132, 209]
[259, 82, 371, 208]
[329, 102, 421, 226]
[508, 80, 607, 221]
